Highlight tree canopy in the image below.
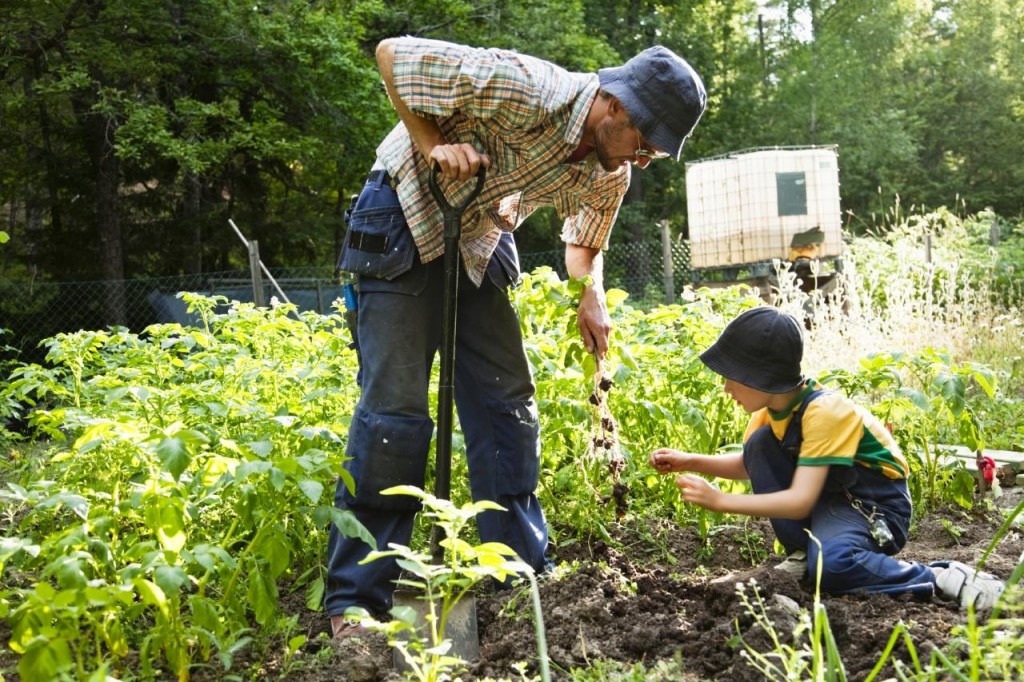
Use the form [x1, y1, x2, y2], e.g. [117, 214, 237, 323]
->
[1, 0, 1021, 290]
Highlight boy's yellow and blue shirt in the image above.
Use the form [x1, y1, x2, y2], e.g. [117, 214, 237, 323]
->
[742, 381, 909, 480]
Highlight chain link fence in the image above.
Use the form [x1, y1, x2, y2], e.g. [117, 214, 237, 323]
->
[1, 240, 691, 363]
[519, 239, 691, 302]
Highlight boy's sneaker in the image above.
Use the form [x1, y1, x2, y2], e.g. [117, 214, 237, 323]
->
[931, 560, 1005, 610]
[775, 550, 808, 578]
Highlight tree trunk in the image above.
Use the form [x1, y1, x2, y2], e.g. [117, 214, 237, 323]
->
[81, 107, 127, 326]
[184, 171, 203, 274]
[96, 124, 127, 326]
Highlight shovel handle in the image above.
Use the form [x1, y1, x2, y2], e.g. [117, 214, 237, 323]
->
[428, 163, 486, 234]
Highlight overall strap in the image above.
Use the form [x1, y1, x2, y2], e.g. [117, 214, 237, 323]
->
[782, 387, 864, 498]
[780, 387, 828, 458]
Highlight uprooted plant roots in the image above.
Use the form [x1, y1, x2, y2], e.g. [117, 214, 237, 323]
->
[587, 367, 628, 518]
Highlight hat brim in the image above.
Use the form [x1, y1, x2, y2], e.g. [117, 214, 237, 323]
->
[599, 77, 685, 161]
[699, 343, 805, 394]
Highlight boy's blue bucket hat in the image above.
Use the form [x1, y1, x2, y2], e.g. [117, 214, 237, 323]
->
[700, 307, 805, 394]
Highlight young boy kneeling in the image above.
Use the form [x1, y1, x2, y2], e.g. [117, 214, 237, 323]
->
[650, 307, 1005, 610]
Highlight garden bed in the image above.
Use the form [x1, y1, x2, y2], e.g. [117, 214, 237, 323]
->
[237, 487, 1023, 681]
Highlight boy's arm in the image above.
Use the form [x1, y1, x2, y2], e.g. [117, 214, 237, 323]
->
[676, 464, 830, 520]
[650, 449, 747, 480]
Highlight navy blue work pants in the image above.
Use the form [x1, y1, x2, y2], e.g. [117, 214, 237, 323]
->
[744, 423, 936, 597]
[325, 175, 547, 617]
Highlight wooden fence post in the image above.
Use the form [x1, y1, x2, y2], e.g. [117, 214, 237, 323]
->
[661, 220, 675, 304]
[248, 239, 265, 307]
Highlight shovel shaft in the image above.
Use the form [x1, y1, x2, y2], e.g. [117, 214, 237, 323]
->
[433, 238, 458, 504]
[427, 164, 486, 565]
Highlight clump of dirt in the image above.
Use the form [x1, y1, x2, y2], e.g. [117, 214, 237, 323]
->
[280, 487, 1023, 682]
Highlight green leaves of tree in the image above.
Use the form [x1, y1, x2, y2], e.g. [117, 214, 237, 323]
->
[1, 0, 387, 279]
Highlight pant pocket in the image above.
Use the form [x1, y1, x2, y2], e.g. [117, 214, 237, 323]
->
[344, 407, 434, 510]
[486, 232, 521, 290]
[852, 469, 912, 550]
[337, 195, 415, 281]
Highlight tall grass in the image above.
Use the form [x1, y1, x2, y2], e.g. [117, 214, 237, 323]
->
[774, 210, 1024, 452]
[787, 213, 1023, 384]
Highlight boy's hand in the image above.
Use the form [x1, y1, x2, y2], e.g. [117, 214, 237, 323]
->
[649, 448, 688, 473]
[675, 473, 721, 510]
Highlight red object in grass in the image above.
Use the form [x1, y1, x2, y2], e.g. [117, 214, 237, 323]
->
[978, 455, 997, 483]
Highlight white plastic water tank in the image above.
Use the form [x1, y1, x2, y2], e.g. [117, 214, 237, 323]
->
[685, 146, 843, 270]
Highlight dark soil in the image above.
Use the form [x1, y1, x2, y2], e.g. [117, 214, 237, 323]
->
[2, 488, 1020, 681]
[276, 486, 1024, 682]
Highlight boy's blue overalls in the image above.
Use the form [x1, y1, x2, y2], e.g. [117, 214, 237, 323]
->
[325, 170, 548, 618]
[744, 389, 936, 596]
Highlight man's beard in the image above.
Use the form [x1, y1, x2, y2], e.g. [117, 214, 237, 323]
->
[593, 119, 632, 172]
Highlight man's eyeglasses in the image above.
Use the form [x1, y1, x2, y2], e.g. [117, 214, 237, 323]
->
[635, 129, 670, 160]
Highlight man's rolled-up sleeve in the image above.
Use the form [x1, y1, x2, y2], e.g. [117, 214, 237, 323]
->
[390, 38, 539, 125]
[560, 173, 629, 249]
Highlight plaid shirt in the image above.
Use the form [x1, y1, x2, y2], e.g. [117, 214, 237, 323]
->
[376, 38, 630, 286]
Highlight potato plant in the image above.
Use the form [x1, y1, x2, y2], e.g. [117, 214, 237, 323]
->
[0, 237, 1015, 680]
[1, 297, 372, 680]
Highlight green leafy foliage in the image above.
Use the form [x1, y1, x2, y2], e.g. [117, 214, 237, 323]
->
[4, 0, 1024, 291]
[0, 297, 369, 678]
[820, 348, 995, 511]
[0, 247, 1016, 677]
[0, 0, 387, 279]
[359, 486, 532, 680]
[511, 268, 759, 545]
